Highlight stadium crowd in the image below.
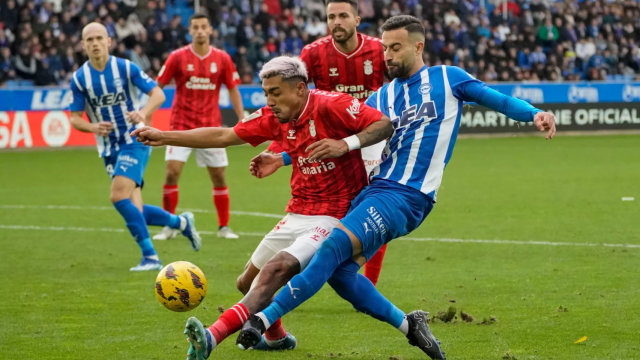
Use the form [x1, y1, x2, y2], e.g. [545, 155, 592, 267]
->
[1, 0, 640, 86]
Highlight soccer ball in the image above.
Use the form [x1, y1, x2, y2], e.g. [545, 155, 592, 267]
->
[155, 261, 208, 312]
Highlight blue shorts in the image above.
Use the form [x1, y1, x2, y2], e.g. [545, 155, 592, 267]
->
[103, 144, 150, 187]
[341, 179, 434, 260]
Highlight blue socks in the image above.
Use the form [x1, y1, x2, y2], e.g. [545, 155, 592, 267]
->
[328, 259, 405, 328]
[259, 228, 353, 326]
[114, 199, 157, 258]
[142, 204, 182, 229]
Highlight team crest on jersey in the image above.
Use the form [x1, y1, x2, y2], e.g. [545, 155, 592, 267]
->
[363, 60, 373, 75]
[187, 64, 194, 71]
[419, 83, 433, 95]
[210, 62, 217, 73]
[309, 120, 316, 137]
[329, 68, 339, 77]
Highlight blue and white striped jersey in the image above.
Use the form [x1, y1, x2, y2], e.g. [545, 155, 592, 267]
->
[365, 65, 538, 201]
[69, 56, 157, 157]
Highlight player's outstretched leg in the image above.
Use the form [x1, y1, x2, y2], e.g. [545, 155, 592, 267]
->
[236, 227, 354, 349]
[328, 260, 446, 360]
[142, 205, 201, 250]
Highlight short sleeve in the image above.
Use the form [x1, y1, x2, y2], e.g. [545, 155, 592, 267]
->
[445, 65, 483, 101]
[69, 73, 86, 112]
[157, 52, 177, 85]
[223, 53, 241, 90]
[233, 108, 278, 147]
[328, 94, 383, 133]
[267, 141, 285, 153]
[299, 46, 313, 82]
[128, 60, 157, 95]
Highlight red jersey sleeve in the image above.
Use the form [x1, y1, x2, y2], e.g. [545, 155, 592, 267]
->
[267, 141, 285, 153]
[327, 94, 384, 133]
[222, 53, 241, 90]
[157, 51, 178, 85]
[233, 108, 278, 146]
[299, 46, 313, 82]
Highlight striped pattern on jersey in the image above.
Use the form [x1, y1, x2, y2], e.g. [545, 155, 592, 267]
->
[365, 65, 477, 201]
[300, 33, 385, 102]
[70, 56, 156, 157]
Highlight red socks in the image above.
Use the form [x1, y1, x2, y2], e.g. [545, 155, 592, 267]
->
[213, 186, 230, 227]
[364, 244, 388, 286]
[162, 184, 178, 214]
[264, 318, 287, 341]
[208, 304, 248, 345]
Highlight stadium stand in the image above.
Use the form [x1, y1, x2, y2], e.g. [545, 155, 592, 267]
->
[1, 0, 639, 87]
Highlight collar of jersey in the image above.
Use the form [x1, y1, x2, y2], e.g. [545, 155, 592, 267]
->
[87, 55, 112, 72]
[395, 65, 428, 86]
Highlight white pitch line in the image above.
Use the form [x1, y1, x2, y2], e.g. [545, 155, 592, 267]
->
[1, 224, 639, 249]
[0, 204, 283, 219]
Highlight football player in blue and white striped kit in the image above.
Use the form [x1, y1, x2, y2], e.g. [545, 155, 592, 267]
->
[229, 16, 557, 360]
[69, 23, 201, 271]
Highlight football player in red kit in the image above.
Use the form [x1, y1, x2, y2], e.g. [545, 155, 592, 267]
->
[154, 13, 244, 240]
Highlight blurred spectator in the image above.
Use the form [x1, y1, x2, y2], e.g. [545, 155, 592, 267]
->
[305, 17, 327, 40]
[130, 43, 151, 71]
[14, 44, 36, 80]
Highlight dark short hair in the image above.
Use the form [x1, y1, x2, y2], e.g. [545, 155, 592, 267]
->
[189, 12, 210, 25]
[381, 15, 425, 39]
[326, 0, 358, 14]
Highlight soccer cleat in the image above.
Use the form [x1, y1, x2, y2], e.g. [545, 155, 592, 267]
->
[153, 226, 179, 240]
[405, 310, 446, 360]
[184, 317, 213, 360]
[217, 226, 239, 239]
[130, 258, 163, 272]
[236, 315, 266, 350]
[179, 212, 201, 251]
[246, 332, 297, 351]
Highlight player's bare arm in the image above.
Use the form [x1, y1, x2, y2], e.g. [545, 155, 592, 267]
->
[306, 114, 393, 161]
[229, 86, 245, 121]
[131, 126, 246, 148]
[69, 111, 113, 136]
[249, 152, 284, 179]
[126, 86, 166, 124]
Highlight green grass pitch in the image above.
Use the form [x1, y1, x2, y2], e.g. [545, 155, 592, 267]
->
[0, 135, 638, 360]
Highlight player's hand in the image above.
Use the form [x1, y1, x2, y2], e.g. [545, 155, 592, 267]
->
[249, 152, 284, 179]
[533, 111, 556, 139]
[131, 126, 165, 146]
[306, 139, 349, 161]
[125, 110, 147, 124]
[93, 121, 114, 137]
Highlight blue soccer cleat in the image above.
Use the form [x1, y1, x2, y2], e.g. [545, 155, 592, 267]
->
[244, 332, 297, 351]
[184, 317, 213, 360]
[130, 258, 163, 272]
[179, 212, 201, 251]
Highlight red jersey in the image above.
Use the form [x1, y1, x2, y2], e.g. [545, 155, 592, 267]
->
[301, 33, 385, 101]
[234, 90, 383, 218]
[157, 45, 241, 130]
[267, 33, 385, 153]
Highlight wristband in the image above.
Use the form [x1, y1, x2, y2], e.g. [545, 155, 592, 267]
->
[343, 135, 361, 151]
[282, 152, 292, 166]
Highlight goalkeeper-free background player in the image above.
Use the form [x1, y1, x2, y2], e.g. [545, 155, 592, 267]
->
[68, 23, 201, 271]
[238, 15, 557, 359]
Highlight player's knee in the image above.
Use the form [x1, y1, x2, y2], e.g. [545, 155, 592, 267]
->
[261, 252, 299, 284]
[236, 272, 252, 295]
[209, 171, 226, 187]
[110, 188, 128, 204]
